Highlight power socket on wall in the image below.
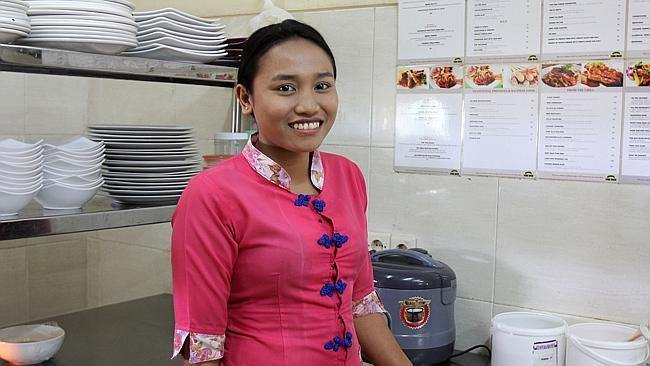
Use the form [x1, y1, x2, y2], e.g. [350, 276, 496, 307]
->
[368, 232, 391, 251]
[390, 234, 417, 249]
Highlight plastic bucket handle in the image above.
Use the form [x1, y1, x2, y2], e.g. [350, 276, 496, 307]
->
[494, 318, 567, 337]
[568, 335, 650, 366]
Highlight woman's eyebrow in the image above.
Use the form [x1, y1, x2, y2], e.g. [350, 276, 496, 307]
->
[271, 72, 334, 81]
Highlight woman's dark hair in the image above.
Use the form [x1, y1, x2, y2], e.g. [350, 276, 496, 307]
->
[237, 19, 337, 93]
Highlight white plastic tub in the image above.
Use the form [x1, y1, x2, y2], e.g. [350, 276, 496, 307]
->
[566, 323, 649, 366]
[491, 312, 567, 366]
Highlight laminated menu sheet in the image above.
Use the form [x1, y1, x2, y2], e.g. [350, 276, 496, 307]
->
[537, 61, 625, 182]
[398, 0, 465, 63]
[621, 60, 650, 184]
[542, 0, 626, 61]
[627, 0, 650, 58]
[465, 0, 542, 63]
[461, 64, 539, 177]
[394, 65, 463, 174]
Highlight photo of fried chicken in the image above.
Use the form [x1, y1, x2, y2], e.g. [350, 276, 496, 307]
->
[430, 66, 461, 89]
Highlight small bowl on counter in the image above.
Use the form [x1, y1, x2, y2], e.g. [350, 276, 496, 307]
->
[0, 324, 65, 365]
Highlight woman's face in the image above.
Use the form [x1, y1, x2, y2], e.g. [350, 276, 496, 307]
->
[240, 38, 338, 153]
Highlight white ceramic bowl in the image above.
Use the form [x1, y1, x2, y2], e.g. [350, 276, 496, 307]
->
[0, 184, 41, 216]
[44, 148, 104, 161]
[43, 158, 103, 172]
[0, 179, 42, 193]
[35, 180, 102, 209]
[0, 166, 42, 180]
[42, 168, 101, 181]
[44, 154, 104, 166]
[0, 324, 65, 364]
[43, 165, 100, 177]
[0, 139, 42, 153]
[43, 136, 103, 153]
[0, 157, 43, 173]
[0, 171, 43, 185]
[44, 176, 102, 188]
[0, 151, 43, 164]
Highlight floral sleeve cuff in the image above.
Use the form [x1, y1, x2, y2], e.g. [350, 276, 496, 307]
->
[352, 291, 387, 318]
[172, 329, 225, 364]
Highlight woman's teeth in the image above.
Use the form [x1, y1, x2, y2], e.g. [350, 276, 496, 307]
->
[291, 122, 320, 130]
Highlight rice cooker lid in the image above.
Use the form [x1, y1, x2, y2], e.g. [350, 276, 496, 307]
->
[371, 248, 456, 290]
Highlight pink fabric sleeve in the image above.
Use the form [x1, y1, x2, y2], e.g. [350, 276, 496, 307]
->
[171, 174, 239, 363]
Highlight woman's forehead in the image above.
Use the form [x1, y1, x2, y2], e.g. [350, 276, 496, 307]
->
[256, 38, 334, 77]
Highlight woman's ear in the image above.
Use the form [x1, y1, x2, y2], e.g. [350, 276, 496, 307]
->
[235, 84, 253, 115]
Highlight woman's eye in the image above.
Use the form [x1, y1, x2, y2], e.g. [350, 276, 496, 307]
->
[278, 85, 295, 92]
[315, 82, 331, 90]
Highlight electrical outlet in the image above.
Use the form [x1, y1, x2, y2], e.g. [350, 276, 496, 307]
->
[368, 232, 391, 251]
[390, 234, 417, 249]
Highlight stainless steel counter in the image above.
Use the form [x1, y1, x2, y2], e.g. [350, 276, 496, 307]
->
[0, 294, 490, 366]
[0, 195, 174, 241]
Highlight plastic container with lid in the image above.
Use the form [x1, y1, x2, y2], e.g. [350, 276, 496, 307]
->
[203, 132, 249, 168]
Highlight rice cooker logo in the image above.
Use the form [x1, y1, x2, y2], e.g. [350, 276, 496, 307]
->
[399, 296, 431, 329]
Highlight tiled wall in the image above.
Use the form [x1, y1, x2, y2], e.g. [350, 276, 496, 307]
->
[1, 5, 649, 355]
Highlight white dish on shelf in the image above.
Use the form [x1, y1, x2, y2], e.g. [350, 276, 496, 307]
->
[137, 16, 224, 32]
[0, 324, 65, 365]
[0, 179, 42, 193]
[103, 180, 187, 188]
[103, 147, 198, 155]
[0, 0, 29, 8]
[44, 154, 104, 166]
[0, 1, 27, 12]
[133, 8, 217, 26]
[137, 27, 225, 42]
[0, 27, 25, 42]
[26, 31, 136, 42]
[102, 169, 198, 178]
[91, 137, 194, 144]
[18, 36, 136, 54]
[0, 171, 43, 184]
[137, 19, 223, 37]
[30, 26, 135, 38]
[0, 157, 43, 173]
[103, 164, 199, 173]
[30, 18, 136, 32]
[137, 31, 225, 47]
[108, 193, 181, 205]
[0, 166, 42, 180]
[88, 131, 193, 139]
[29, 12, 136, 26]
[44, 136, 103, 152]
[45, 174, 102, 186]
[43, 168, 101, 181]
[44, 148, 104, 161]
[104, 159, 200, 168]
[0, 184, 41, 216]
[0, 139, 43, 154]
[26, 1, 133, 18]
[96, 141, 196, 148]
[87, 124, 193, 132]
[102, 186, 185, 195]
[34, 0, 135, 10]
[133, 37, 227, 52]
[122, 43, 226, 63]
[0, 151, 43, 164]
[35, 180, 103, 209]
[0, 21, 29, 33]
[104, 152, 197, 161]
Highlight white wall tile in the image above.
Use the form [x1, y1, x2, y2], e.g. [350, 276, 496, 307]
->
[0, 72, 25, 136]
[25, 74, 88, 135]
[371, 6, 397, 147]
[87, 238, 171, 307]
[320, 144, 371, 183]
[0, 247, 28, 327]
[495, 179, 650, 325]
[295, 8, 374, 147]
[218, 14, 255, 37]
[492, 304, 633, 328]
[174, 84, 234, 139]
[87, 78, 175, 125]
[27, 239, 87, 319]
[93, 223, 172, 252]
[368, 147, 498, 301]
[455, 298, 492, 351]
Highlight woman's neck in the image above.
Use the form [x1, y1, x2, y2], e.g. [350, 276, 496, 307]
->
[254, 138, 317, 194]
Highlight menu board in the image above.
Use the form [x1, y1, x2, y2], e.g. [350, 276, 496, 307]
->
[461, 64, 539, 177]
[542, 0, 626, 60]
[621, 60, 650, 184]
[627, 0, 650, 58]
[398, 0, 465, 63]
[394, 65, 463, 173]
[466, 0, 542, 63]
[537, 61, 624, 182]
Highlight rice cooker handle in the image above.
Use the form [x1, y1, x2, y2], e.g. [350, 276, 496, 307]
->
[371, 249, 442, 268]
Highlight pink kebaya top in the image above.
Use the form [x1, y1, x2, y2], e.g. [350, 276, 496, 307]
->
[171, 137, 386, 365]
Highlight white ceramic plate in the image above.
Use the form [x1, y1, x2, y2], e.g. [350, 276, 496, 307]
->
[104, 175, 191, 183]
[92, 138, 195, 145]
[137, 16, 224, 32]
[104, 159, 200, 167]
[30, 18, 136, 33]
[0, 1, 27, 12]
[0, 11, 29, 21]
[88, 124, 193, 132]
[137, 31, 225, 47]
[31, 22, 136, 34]
[103, 164, 199, 173]
[104, 179, 188, 187]
[89, 130, 195, 138]
[137, 19, 223, 37]
[137, 27, 225, 42]
[88, 132, 193, 140]
[0, 20, 29, 32]
[26, 1, 133, 17]
[26, 31, 136, 42]
[0, 0, 29, 8]
[104, 152, 197, 161]
[30, 27, 135, 38]
[29, 12, 136, 26]
[103, 186, 185, 195]
[18, 37, 136, 54]
[102, 169, 198, 178]
[0, 26, 27, 41]
[133, 8, 217, 25]
[134, 36, 227, 51]
[104, 147, 198, 154]
[107, 193, 181, 205]
[33, 0, 135, 10]
[122, 43, 226, 63]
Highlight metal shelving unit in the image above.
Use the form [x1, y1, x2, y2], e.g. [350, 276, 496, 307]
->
[0, 44, 238, 241]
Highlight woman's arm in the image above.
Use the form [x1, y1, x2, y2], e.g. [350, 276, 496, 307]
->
[354, 313, 413, 366]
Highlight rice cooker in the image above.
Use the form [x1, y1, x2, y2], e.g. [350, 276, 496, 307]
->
[371, 248, 457, 365]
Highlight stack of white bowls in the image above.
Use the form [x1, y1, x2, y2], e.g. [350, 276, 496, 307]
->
[0, 139, 43, 217]
[122, 8, 227, 63]
[18, 0, 137, 54]
[0, 0, 30, 44]
[36, 136, 105, 210]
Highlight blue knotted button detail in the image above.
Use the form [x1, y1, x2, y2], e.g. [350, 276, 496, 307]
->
[324, 333, 353, 352]
[320, 283, 335, 297]
[335, 279, 347, 294]
[317, 234, 332, 249]
[331, 233, 349, 248]
[312, 199, 326, 212]
[294, 194, 311, 207]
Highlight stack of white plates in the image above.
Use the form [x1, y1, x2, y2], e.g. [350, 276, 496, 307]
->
[18, 0, 137, 54]
[88, 125, 200, 205]
[122, 8, 227, 63]
[0, 139, 43, 217]
[37, 136, 105, 209]
[0, 0, 30, 44]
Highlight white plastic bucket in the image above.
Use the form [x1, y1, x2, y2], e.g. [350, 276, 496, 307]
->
[491, 311, 567, 366]
[566, 323, 649, 366]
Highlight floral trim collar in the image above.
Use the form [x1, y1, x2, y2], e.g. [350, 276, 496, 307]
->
[241, 134, 324, 191]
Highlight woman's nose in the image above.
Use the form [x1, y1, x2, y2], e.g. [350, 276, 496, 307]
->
[294, 91, 319, 115]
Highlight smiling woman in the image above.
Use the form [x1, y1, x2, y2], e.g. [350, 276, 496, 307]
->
[170, 19, 412, 366]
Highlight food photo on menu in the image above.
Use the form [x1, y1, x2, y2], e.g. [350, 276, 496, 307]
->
[505, 65, 539, 88]
[464, 65, 503, 89]
[580, 62, 624, 88]
[429, 66, 463, 89]
[396, 66, 428, 89]
[626, 61, 650, 87]
[541, 63, 581, 88]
